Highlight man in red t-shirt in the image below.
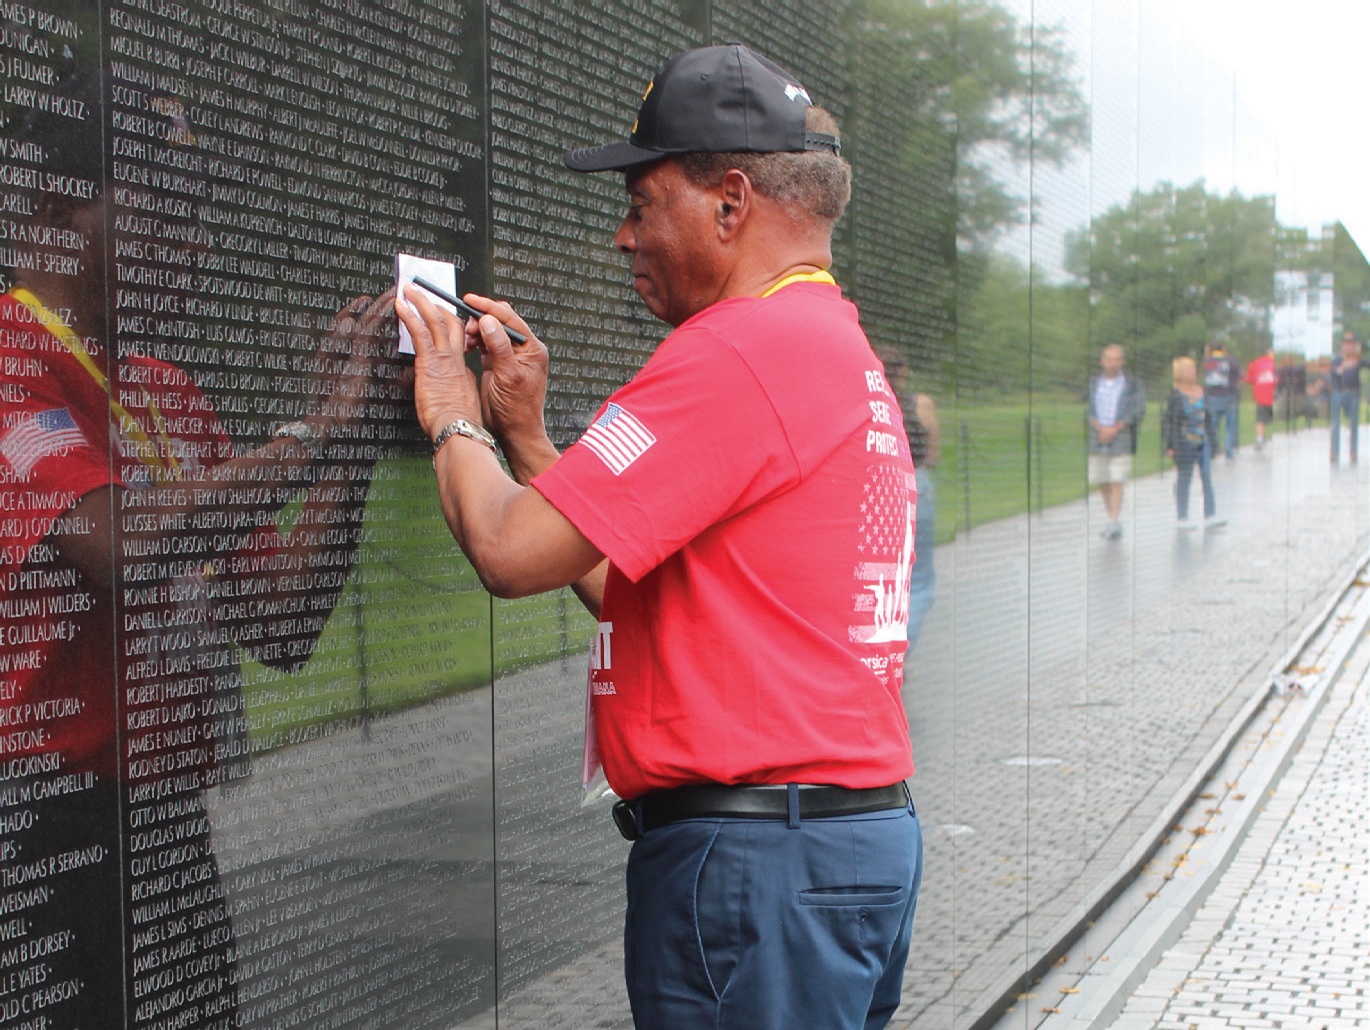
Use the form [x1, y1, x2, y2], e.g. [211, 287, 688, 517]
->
[399, 45, 921, 1030]
[1246, 348, 1278, 449]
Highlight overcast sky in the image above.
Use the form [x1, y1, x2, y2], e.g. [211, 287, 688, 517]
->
[1177, 0, 1370, 249]
[999, 0, 1370, 274]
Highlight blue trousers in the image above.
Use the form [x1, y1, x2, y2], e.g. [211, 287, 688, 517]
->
[1205, 394, 1238, 458]
[1174, 439, 1215, 519]
[1330, 390, 1359, 461]
[624, 799, 923, 1030]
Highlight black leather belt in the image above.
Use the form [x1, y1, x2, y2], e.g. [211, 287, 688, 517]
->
[612, 782, 910, 841]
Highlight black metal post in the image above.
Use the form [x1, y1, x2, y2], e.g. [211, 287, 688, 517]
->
[1035, 414, 1044, 515]
[959, 419, 971, 536]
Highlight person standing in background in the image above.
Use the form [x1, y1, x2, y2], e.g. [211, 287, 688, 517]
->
[1277, 356, 1307, 429]
[1203, 339, 1241, 460]
[1315, 357, 1334, 421]
[894, 369, 939, 649]
[1164, 356, 1226, 531]
[1246, 347, 1277, 450]
[1329, 331, 1367, 464]
[887, 359, 937, 648]
[1088, 344, 1145, 540]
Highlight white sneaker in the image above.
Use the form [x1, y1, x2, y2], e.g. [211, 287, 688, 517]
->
[1177, 518, 1199, 531]
[1204, 515, 1227, 529]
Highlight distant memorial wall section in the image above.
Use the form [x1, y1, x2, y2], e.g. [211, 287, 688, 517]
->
[0, 1, 1359, 1029]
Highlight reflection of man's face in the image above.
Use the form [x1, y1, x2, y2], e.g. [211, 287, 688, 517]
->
[1342, 340, 1358, 362]
[1101, 346, 1124, 377]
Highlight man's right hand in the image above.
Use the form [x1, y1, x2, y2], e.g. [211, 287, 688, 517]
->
[461, 294, 559, 483]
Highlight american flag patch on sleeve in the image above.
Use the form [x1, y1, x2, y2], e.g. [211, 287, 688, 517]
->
[0, 408, 87, 477]
[581, 402, 656, 475]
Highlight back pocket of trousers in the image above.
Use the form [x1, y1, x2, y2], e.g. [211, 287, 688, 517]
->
[797, 886, 905, 907]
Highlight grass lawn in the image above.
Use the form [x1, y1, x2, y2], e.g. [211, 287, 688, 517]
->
[926, 392, 1323, 543]
[241, 457, 596, 751]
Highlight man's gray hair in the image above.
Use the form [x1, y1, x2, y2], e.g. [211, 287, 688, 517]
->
[675, 106, 852, 227]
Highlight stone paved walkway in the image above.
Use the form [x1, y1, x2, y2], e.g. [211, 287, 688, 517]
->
[1109, 615, 1370, 1030]
[201, 427, 1370, 1030]
[482, 428, 1370, 1029]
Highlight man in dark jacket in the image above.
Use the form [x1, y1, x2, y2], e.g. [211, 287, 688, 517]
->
[1203, 340, 1242, 459]
[1088, 344, 1145, 539]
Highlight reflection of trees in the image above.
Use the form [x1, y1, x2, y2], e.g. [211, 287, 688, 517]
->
[948, 0, 1088, 248]
[843, 0, 1088, 386]
[955, 179, 1370, 397]
[957, 255, 1089, 392]
[1066, 182, 1278, 385]
[984, 183, 1370, 396]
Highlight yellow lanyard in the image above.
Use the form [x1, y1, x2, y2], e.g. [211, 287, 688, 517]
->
[760, 268, 838, 298]
[7, 288, 182, 483]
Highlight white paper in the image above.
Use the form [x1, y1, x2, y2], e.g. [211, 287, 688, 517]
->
[394, 252, 458, 355]
[581, 665, 617, 806]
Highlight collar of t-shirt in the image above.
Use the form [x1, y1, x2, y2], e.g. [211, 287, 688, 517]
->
[761, 269, 837, 297]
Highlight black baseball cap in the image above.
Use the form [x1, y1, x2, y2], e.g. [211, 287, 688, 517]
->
[564, 44, 840, 173]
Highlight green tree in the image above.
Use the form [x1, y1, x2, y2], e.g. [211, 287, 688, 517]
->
[1065, 181, 1278, 386]
[841, 0, 1089, 388]
[950, 255, 1090, 393]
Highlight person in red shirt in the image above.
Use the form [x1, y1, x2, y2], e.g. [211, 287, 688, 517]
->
[1246, 348, 1278, 450]
[398, 45, 921, 1030]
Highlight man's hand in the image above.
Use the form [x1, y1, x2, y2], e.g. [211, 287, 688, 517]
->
[399, 285, 558, 482]
[398, 283, 484, 441]
[1098, 424, 1119, 444]
[457, 294, 548, 438]
[460, 294, 559, 483]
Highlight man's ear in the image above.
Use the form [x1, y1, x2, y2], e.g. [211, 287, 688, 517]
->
[716, 168, 751, 240]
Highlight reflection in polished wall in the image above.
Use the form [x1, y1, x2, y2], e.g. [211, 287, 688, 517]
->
[0, 2, 1366, 1029]
[1, 0, 497, 1026]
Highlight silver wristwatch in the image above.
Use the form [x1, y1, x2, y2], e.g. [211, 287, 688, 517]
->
[432, 419, 497, 465]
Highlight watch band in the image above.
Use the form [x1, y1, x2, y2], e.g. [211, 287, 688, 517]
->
[432, 419, 497, 465]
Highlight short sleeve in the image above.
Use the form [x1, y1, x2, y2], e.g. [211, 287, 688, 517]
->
[533, 327, 799, 582]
